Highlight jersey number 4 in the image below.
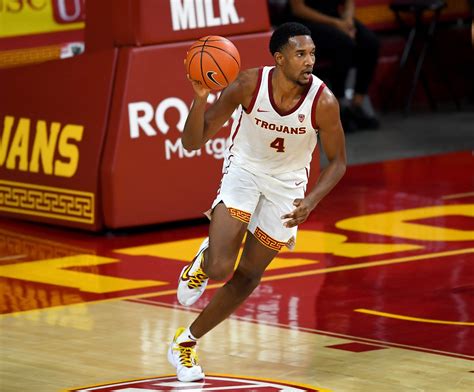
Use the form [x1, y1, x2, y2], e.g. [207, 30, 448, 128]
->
[270, 137, 285, 153]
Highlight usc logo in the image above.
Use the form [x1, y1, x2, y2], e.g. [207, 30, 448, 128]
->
[52, 0, 85, 24]
[0, 0, 47, 13]
[0, 0, 84, 19]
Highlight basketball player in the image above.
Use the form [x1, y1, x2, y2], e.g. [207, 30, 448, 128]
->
[168, 22, 346, 382]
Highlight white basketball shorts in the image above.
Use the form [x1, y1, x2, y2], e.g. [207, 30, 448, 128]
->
[207, 163, 308, 251]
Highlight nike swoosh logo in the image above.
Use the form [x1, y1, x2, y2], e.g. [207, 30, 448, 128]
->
[257, 108, 269, 112]
[181, 263, 193, 281]
[295, 181, 305, 186]
[206, 71, 222, 86]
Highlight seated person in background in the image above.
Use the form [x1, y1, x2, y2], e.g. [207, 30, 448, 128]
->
[288, 0, 380, 131]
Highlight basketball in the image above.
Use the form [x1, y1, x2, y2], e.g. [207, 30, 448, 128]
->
[185, 35, 241, 91]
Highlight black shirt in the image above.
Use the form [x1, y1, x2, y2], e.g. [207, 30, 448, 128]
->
[304, 0, 345, 17]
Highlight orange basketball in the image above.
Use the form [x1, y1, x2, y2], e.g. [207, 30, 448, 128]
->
[185, 35, 241, 91]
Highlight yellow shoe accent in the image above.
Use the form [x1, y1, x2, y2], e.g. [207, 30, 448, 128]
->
[178, 238, 210, 306]
[168, 327, 204, 382]
[173, 327, 186, 340]
[174, 343, 199, 368]
[187, 264, 208, 289]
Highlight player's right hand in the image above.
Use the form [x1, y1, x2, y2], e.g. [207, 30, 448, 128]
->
[187, 75, 211, 99]
[281, 198, 315, 228]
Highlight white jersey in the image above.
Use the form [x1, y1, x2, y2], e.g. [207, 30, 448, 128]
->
[224, 66, 326, 175]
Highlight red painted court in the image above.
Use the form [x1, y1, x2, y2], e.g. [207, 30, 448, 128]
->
[1, 151, 473, 391]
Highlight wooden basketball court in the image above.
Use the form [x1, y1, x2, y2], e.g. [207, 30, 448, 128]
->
[1, 152, 473, 391]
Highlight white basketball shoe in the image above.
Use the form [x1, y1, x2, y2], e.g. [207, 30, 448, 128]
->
[177, 237, 209, 306]
[167, 327, 205, 382]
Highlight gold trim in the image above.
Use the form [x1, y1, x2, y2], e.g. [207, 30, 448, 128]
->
[254, 227, 285, 251]
[228, 207, 251, 223]
[0, 45, 62, 69]
[0, 180, 94, 224]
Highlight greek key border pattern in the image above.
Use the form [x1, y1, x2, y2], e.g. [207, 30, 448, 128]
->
[0, 180, 94, 224]
[254, 227, 286, 251]
[228, 207, 251, 223]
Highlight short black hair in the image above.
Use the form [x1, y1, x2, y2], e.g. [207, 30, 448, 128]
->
[269, 22, 312, 55]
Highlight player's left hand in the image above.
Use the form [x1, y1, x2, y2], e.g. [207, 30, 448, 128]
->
[281, 198, 315, 228]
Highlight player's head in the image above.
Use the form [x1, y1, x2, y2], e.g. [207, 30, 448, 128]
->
[269, 22, 315, 86]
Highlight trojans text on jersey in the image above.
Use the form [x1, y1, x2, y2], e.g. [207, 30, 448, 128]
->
[254, 117, 306, 134]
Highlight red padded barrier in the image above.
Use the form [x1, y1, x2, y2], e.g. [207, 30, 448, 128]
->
[0, 49, 117, 230]
[1, 0, 322, 230]
[85, 0, 114, 52]
[112, 0, 270, 46]
[101, 32, 320, 228]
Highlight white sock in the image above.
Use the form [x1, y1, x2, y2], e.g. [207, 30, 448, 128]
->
[177, 327, 198, 344]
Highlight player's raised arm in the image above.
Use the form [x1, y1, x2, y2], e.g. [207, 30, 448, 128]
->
[182, 69, 258, 151]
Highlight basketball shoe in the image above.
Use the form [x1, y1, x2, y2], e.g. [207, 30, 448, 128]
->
[168, 327, 204, 382]
[177, 237, 209, 306]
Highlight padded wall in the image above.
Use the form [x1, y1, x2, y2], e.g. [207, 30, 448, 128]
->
[112, 0, 270, 46]
[0, 49, 117, 230]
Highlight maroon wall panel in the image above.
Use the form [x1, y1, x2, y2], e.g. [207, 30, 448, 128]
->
[112, 0, 270, 46]
[85, 0, 114, 52]
[0, 49, 117, 230]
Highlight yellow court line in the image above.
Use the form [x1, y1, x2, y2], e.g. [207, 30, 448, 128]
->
[258, 248, 474, 283]
[442, 191, 474, 200]
[239, 315, 474, 360]
[0, 254, 26, 262]
[2, 248, 472, 318]
[135, 299, 474, 360]
[355, 309, 474, 326]
[4, 286, 474, 361]
[126, 248, 474, 299]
